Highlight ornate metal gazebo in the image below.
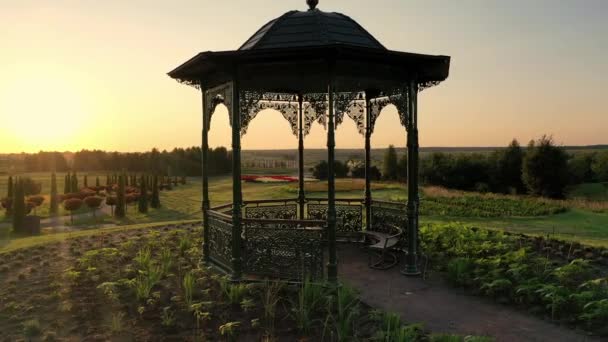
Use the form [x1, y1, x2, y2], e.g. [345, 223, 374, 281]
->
[169, 0, 450, 283]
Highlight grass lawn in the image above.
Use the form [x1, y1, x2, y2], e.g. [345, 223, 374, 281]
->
[2, 173, 608, 248]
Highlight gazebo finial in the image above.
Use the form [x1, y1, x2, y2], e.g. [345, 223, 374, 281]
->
[307, 0, 318, 11]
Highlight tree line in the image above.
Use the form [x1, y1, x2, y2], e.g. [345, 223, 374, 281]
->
[16, 147, 232, 176]
[310, 136, 608, 199]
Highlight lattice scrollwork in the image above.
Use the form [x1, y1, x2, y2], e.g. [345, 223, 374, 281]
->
[207, 213, 233, 271]
[241, 92, 299, 137]
[370, 201, 407, 235]
[245, 204, 298, 220]
[418, 80, 441, 92]
[239, 90, 265, 136]
[307, 203, 363, 236]
[244, 226, 324, 280]
[302, 93, 327, 137]
[204, 83, 233, 132]
[368, 87, 410, 133]
[334, 92, 365, 135]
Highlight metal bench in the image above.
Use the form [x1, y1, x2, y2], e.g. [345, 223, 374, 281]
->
[361, 224, 403, 270]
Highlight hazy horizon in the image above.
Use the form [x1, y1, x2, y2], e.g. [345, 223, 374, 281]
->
[1, 0, 607, 153]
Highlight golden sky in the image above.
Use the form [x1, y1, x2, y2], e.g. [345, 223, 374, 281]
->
[1, 0, 606, 153]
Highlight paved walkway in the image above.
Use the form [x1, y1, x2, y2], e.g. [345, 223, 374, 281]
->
[338, 245, 597, 342]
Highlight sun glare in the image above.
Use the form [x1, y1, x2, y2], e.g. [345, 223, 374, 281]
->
[1, 73, 88, 150]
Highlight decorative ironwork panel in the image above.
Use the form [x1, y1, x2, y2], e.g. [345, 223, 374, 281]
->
[368, 87, 410, 133]
[371, 202, 407, 235]
[307, 203, 363, 234]
[207, 214, 233, 271]
[302, 93, 327, 136]
[204, 83, 233, 131]
[245, 204, 297, 220]
[244, 226, 324, 280]
[418, 80, 441, 92]
[239, 90, 265, 136]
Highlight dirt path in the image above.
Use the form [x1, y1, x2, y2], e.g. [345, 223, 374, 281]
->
[338, 245, 597, 342]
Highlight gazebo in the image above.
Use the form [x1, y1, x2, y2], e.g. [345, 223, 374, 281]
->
[168, 0, 450, 284]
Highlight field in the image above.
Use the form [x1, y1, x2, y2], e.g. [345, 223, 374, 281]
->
[2, 173, 608, 249]
[1, 172, 608, 340]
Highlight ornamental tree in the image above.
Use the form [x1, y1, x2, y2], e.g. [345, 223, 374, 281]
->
[84, 196, 103, 218]
[50, 172, 58, 215]
[115, 174, 126, 218]
[138, 176, 148, 213]
[63, 198, 83, 224]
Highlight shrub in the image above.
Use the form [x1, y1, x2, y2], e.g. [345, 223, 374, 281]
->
[50, 172, 58, 215]
[138, 176, 148, 213]
[522, 135, 569, 198]
[383, 145, 399, 181]
[310, 160, 349, 180]
[12, 179, 26, 233]
[84, 196, 103, 217]
[64, 198, 83, 224]
[106, 196, 117, 216]
[115, 175, 126, 218]
[150, 175, 160, 209]
[27, 195, 44, 207]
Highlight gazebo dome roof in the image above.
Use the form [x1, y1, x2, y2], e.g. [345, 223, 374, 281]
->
[239, 8, 386, 51]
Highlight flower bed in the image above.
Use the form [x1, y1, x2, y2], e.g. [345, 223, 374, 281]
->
[422, 223, 608, 335]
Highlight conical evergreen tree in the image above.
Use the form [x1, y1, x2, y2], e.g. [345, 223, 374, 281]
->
[84, 175, 88, 188]
[64, 173, 70, 194]
[150, 175, 160, 209]
[106, 174, 110, 186]
[138, 176, 148, 213]
[50, 172, 58, 215]
[71, 172, 78, 193]
[115, 174, 126, 218]
[12, 178, 26, 233]
[5, 176, 13, 217]
[96, 176, 100, 188]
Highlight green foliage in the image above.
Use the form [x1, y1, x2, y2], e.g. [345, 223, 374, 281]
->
[311, 160, 349, 180]
[50, 172, 58, 215]
[183, 272, 195, 307]
[591, 151, 608, 182]
[12, 178, 26, 233]
[290, 279, 326, 333]
[22, 319, 41, 338]
[523, 135, 569, 198]
[219, 321, 240, 341]
[494, 139, 524, 194]
[324, 285, 360, 342]
[422, 223, 603, 329]
[115, 174, 126, 218]
[150, 175, 160, 209]
[383, 145, 399, 181]
[138, 176, 148, 213]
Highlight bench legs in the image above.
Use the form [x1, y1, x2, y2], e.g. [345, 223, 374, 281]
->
[367, 249, 399, 270]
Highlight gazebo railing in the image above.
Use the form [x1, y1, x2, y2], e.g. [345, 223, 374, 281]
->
[244, 199, 298, 220]
[370, 200, 407, 235]
[307, 197, 364, 240]
[244, 219, 325, 281]
[207, 209, 234, 273]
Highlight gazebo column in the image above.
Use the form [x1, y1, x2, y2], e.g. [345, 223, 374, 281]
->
[231, 80, 243, 281]
[297, 94, 305, 219]
[364, 93, 372, 232]
[326, 81, 338, 284]
[403, 80, 421, 276]
[201, 87, 210, 264]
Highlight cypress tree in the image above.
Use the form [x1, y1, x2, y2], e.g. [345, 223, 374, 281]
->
[115, 174, 126, 218]
[96, 176, 100, 188]
[150, 175, 160, 209]
[12, 178, 26, 233]
[5, 176, 13, 216]
[84, 175, 88, 188]
[71, 172, 78, 193]
[106, 174, 110, 186]
[50, 172, 58, 215]
[64, 173, 70, 194]
[138, 176, 148, 213]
